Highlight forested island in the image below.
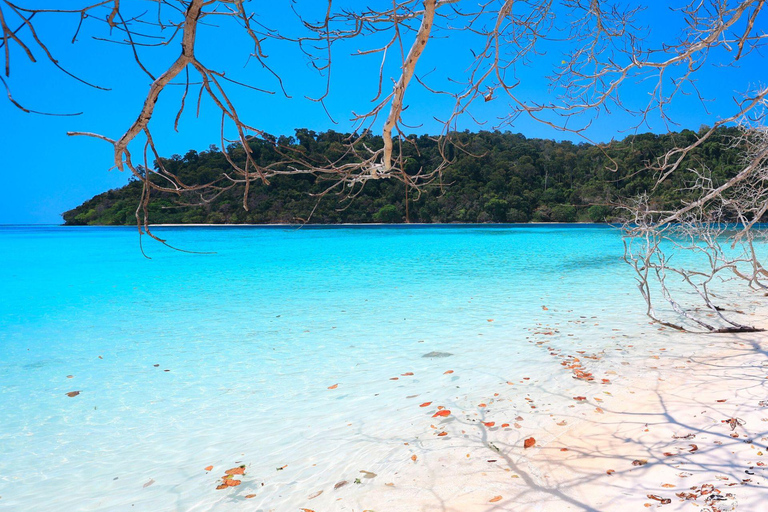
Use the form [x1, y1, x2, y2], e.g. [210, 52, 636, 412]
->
[63, 126, 740, 225]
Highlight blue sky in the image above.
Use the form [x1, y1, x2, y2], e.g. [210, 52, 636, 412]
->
[1, 1, 766, 224]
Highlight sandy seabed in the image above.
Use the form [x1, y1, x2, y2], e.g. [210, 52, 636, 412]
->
[299, 317, 768, 512]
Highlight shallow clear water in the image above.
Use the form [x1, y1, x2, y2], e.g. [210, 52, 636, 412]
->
[0, 225, 701, 510]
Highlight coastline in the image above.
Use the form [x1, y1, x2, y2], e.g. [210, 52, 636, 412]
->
[55, 221, 612, 228]
[331, 312, 768, 511]
[148, 222, 607, 227]
[524, 328, 768, 511]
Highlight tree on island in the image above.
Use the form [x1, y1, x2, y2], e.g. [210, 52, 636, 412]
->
[2, 0, 767, 330]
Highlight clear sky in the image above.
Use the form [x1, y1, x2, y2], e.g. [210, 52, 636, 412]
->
[1, 1, 765, 224]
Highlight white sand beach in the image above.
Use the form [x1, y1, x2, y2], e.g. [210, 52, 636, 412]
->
[318, 320, 768, 511]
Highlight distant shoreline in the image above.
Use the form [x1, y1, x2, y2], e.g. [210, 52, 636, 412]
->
[58, 221, 611, 228]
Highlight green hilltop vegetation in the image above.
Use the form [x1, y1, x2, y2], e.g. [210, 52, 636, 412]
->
[63, 126, 741, 225]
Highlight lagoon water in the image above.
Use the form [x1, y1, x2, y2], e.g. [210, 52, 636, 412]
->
[0, 225, 690, 510]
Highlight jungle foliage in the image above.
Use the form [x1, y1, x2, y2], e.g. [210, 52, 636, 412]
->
[63, 126, 741, 225]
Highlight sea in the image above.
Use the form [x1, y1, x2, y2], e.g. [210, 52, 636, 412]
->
[0, 224, 756, 511]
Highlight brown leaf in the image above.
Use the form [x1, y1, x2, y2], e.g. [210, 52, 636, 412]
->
[300, 509, 315, 512]
[606, 469, 615, 475]
[411, 455, 417, 462]
[204, 465, 213, 472]
[328, 384, 338, 389]
[632, 459, 648, 466]
[489, 495, 502, 502]
[688, 444, 698, 453]
[225, 467, 245, 475]
[444, 370, 454, 374]
[65, 391, 80, 397]
[308, 490, 323, 499]
[647, 494, 670, 504]
[401, 372, 414, 376]
[573, 396, 587, 401]
[501, 423, 510, 428]
[523, 437, 536, 449]
[483, 422, 495, 427]
[437, 432, 447, 437]
[245, 494, 256, 498]
[419, 401, 432, 407]
[662, 484, 675, 488]
[334, 480, 348, 489]
[432, 410, 451, 418]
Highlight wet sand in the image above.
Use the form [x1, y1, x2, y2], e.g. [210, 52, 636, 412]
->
[329, 323, 768, 511]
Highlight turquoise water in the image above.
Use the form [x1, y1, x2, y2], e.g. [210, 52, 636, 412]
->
[0, 225, 676, 510]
